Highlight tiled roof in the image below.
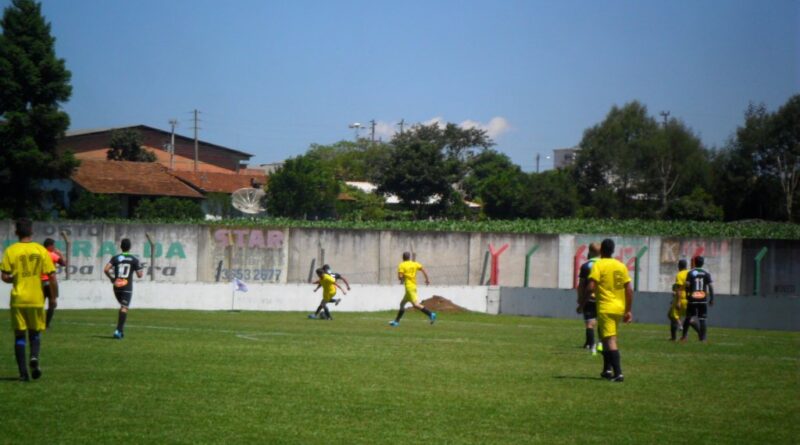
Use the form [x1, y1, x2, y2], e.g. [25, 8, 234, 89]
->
[71, 160, 203, 198]
[171, 170, 268, 194]
[73, 147, 238, 174]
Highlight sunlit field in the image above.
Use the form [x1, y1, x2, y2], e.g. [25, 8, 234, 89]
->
[1, 309, 797, 444]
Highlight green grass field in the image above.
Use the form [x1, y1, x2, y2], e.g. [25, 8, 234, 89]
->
[0, 309, 797, 444]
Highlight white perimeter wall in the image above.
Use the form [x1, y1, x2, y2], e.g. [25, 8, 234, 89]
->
[0, 281, 489, 313]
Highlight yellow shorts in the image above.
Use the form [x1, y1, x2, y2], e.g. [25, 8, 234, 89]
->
[323, 293, 336, 303]
[597, 312, 623, 339]
[669, 302, 687, 321]
[402, 287, 419, 304]
[10, 307, 46, 332]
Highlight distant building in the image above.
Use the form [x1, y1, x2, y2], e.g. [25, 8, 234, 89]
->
[258, 162, 285, 175]
[553, 147, 580, 169]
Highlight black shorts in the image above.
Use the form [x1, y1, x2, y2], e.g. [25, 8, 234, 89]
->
[114, 289, 133, 307]
[687, 302, 708, 320]
[583, 301, 597, 321]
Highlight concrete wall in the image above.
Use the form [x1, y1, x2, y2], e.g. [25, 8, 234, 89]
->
[0, 280, 488, 313]
[499, 287, 800, 331]
[0, 220, 796, 297]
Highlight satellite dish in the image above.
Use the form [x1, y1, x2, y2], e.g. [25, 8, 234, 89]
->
[231, 187, 266, 214]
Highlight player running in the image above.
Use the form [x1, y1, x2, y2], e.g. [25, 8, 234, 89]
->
[103, 239, 143, 339]
[389, 252, 436, 327]
[322, 263, 351, 305]
[309, 267, 347, 320]
[1, 219, 57, 381]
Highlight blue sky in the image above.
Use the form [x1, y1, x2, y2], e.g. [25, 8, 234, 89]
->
[4, 0, 798, 170]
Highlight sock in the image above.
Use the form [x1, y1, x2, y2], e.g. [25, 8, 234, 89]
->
[420, 307, 432, 317]
[699, 319, 707, 341]
[680, 317, 691, 339]
[585, 328, 595, 347]
[610, 350, 622, 376]
[46, 306, 55, 328]
[670, 321, 678, 340]
[14, 334, 27, 377]
[314, 304, 324, 316]
[29, 331, 41, 361]
[602, 349, 611, 373]
[322, 306, 331, 319]
[395, 308, 405, 323]
[117, 310, 127, 332]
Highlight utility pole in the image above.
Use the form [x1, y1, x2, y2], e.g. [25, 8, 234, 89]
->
[168, 119, 178, 171]
[659, 110, 670, 128]
[536, 153, 540, 173]
[397, 119, 405, 135]
[369, 119, 376, 143]
[192, 109, 200, 173]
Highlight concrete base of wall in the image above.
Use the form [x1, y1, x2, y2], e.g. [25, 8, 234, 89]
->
[0, 281, 489, 313]
[499, 287, 800, 331]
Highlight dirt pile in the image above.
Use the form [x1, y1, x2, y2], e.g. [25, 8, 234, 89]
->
[415, 295, 468, 313]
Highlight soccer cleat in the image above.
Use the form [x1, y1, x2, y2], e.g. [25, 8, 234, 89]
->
[600, 369, 614, 380]
[389, 320, 399, 327]
[591, 344, 598, 356]
[307, 314, 317, 319]
[333, 298, 341, 306]
[19, 374, 30, 382]
[430, 312, 437, 325]
[610, 374, 625, 383]
[596, 342, 604, 352]
[30, 358, 41, 380]
[113, 329, 124, 339]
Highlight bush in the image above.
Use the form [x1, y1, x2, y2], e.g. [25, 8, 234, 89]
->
[68, 192, 122, 219]
[665, 188, 724, 222]
[134, 197, 203, 220]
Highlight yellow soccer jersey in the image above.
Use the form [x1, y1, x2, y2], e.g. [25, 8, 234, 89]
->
[320, 273, 337, 301]
[672, 269, 689, 307]
[398, 260, 423, 289]
[588, 257, 631, 316]
[1, 241, 56, 308]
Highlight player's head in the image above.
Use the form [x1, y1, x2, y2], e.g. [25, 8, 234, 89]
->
[14, 218, 33, 239]
[43, 238, 56, 250]
[600, 239, 615, 258]
[693, 256, 704, 268]
[678, 259, 687, 270]
[322, 264, 331, 273]
[588, 242, 601, 259]
[315, 267, 324, 277]
[120, 238, 132, 252]
[402, 252, 411, 261]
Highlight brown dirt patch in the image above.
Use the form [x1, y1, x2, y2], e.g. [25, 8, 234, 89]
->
[414, 295, 468, 313]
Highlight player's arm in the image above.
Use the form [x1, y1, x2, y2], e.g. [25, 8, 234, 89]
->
[576, 278, 587, 312]
[54, 249, 67, 266]
[103, 263, 115, 283]
[586, 278, 597, 296]
[339, 275, 351, 290]
[1, 271, 12, 283]
[420, 267, 430, 285]
[312, 280, 321, 292]
[623, 282, 634, 323]
[397, 271, 404, 284]
[136, 269, 144, 278]
[1, 253, 12, 283]
[335, 282, 347, 295]
[708, 283, 714, 306]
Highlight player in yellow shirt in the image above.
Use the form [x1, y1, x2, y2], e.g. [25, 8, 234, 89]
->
[309, 268, 346, 320]
[587, 239, 633, 382]
[1, 219, 57, 381]
[389, 252, 436, 327]
[668, 259, 689, 341]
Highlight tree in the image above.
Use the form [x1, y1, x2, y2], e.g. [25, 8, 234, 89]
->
[0, 0, 77, 217]
[67, 191, 121, 219]
[524, 169, 580, 218]
[305, 140, 391, 182]
[665, 187, 723, 221]
[479, 167, 528, 219]
[462, 149, 518, 201]
[265, 154, 340, 219]
[106, 128, 156, 162]
[376, 122, 494, 217]
[763, 95, 800, 221]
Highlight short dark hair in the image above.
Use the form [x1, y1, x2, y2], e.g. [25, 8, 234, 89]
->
[322, 264, 331, 272]
[43, 238, 56, 248]
[600, 238, 615, 257]
[315, 267, 324, 276]
[120, 238, 132, 252]
[15, 218, 33, 239]
[402, 252, 411, 261]
[678, 259, 687, 270]
[693, 256, 704, 267]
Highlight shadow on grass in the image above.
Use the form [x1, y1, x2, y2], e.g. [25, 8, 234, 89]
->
[90, 335, 118, 340]
[0, 376, 22, 382]
[552, 375, 602, 381]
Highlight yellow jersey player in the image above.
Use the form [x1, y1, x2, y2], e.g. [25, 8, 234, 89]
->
[587, 239, 633, 382]
[668, 259, 689, 341]
[389, 252, 436, 327]
[1, 219, 57, 381]
[309, 268, 346, 320]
